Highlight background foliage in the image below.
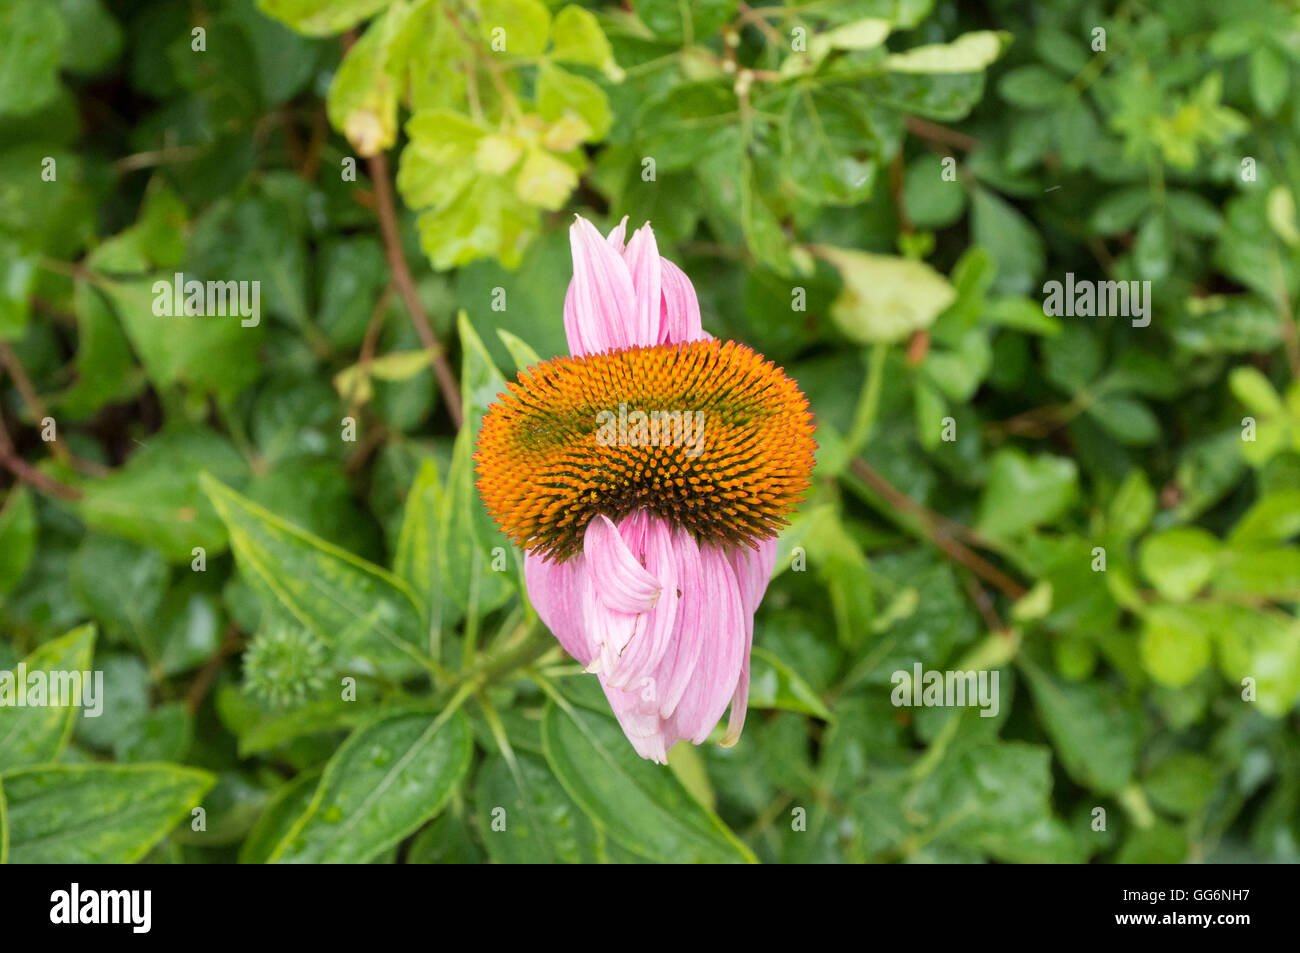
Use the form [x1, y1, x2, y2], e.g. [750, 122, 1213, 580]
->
[1, 0, 1298, 864]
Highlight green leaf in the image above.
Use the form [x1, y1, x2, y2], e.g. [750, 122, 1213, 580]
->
[256, 0, 391, 37]
[1249, 45, 1288, 116]
[1212, 605, 1300, 716]
[324, 2, 410, 155]
[971, 188, 1044, 296]
[444, 313, 519, 611]
[636, 82, 736, 172]
[1139, 604, 1214, 687]
[884, 31, 1007, 74]
[551, 4, 616, 74]
[477, 751, 602, 863]
[998, 65, 1068, 108]
[54, 0, 121, 76]
[1, 763, 214, 863]
[79, 429, 248, 562]
[818, 246, 956, 344]
[514, 148, 579, 211]
[903, 154, 966, 228]
[1086, 394, 1161, 446]
[0, 484, 36, 597]
[540, 699, 755, 863]
[0, 0, 66, 116]
[0, 624, 95, 771]
[1089, 187, 1151, 234]
[809, 18, 891, 60]
[1226, 546, 1300, 600]
[269, 708, 472, 863]
[909, 737, 1085, 863]
[781, 87, 887, 206]
[238, 768, 321, 863]
[415, 177, 539, 270]
[748, 648, 833, 720]
[0, 239, 36, 340]
[497, 328, 542, 372]
[1019, 656, 1140, 795]
[56, 281, 143, 418]
[1145, 752, 1218, 817]
[103, 277, 265, 402]
[1229, 366, 1284, 416]
[69, 536, 168, 643]
[1138, 527, 1220, 602]
[393, 457, 445, 641]
[634, 0, 736, 45]
[1229, 489, 1300, 546]
[975, 448, 1078, 540]
[480, 0, 551, 56]
[537, 62, 611, 140]
[201, 473, 432, 677]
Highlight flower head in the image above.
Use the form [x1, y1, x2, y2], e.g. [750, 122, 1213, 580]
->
[475, 216, 816, 762]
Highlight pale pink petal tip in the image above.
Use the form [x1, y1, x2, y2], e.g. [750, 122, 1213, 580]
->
[564, 214, 707, 358]
[521, 506, 766, 761]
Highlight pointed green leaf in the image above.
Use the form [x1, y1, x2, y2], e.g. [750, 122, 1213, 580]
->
[269, 708, 472, 863]
[200, 473, 431, 677]
[0, 624, 96, 771]
[540, 698, 756, 864]
[1, 763, 214, 863]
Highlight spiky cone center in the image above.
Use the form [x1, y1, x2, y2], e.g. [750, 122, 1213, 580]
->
[475, 338, 817, 562]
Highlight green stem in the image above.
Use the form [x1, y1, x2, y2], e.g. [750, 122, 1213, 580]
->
[845, 342, 888, 459]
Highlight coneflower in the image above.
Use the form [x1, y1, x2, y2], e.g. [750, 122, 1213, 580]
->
[476, 216, 816, 762]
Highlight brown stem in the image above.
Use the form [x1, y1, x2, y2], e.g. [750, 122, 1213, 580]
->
[0, 342, 67, 462]
[0, 411, 82, 501]
[185, 624, 245, 715]
[735, 1, 784, 46]
[850, 457, 1026, 600]
[366, 152, 464, 429]
[905, 116, 979, 152]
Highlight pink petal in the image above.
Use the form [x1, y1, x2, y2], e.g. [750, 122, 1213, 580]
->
[563, 216, 637, 356]
[600, 678, 668, 763]
[658, 257, 706, 345]
[584, 514, 660, 614]
[606, 215, 629, 252]
[654, 525, 706, 720]
[524, 551, 592, 666]
[720, 539, 774, 746]
[584, 570, 642, 676]
[666, 543, 747, 744]
[622, 224, 663, 347]
[731, 538, 777, 616]
[605, 513, 678, 691]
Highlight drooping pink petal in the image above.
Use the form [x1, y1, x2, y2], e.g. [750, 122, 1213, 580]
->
[584, 514, 660, 613]
[721, 538, 776, 746]
[653, 525, 706, 720]
[730, 538, 777, 615]
[666, 543, 747, 744]
[582, 513, 662, 675]
[658, 257, 706, 345]
[622, 224, 663, 347]
[601, 678, 668, 763]
[524, 550, 592, 666]
[563, 217, 637, 356]
[604, 512, 678, 691]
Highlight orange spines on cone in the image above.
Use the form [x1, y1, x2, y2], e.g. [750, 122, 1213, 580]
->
[474, 338, 817, 562]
